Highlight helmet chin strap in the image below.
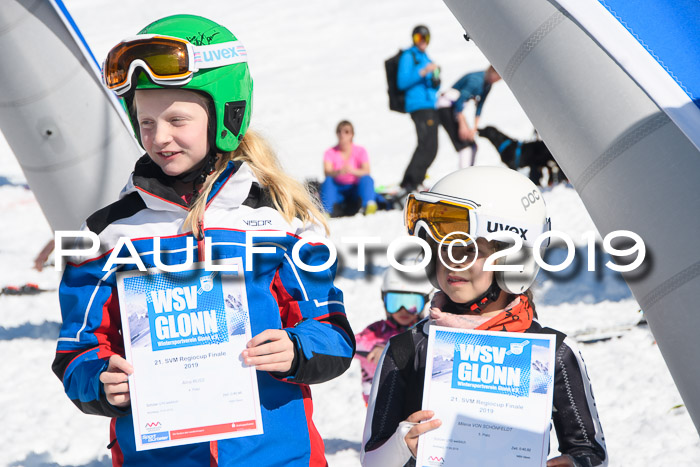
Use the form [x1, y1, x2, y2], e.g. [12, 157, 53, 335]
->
[177, 147, 219, 205]
[444, 280, 502, 315]
[178, 152, 217, 205]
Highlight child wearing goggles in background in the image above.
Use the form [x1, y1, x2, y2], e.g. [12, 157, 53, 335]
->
[354, 265, 433, 404]
[361, 166, 607, 467]
[52, 15, 354, 466]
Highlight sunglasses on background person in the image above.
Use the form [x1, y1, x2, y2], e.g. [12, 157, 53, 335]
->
[413, 32, 430, 45]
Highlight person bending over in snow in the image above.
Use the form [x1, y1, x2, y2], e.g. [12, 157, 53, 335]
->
[437, 65, 502, 167]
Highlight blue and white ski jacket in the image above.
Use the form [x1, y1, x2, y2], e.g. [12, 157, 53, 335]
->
[52, 156, 355, 466]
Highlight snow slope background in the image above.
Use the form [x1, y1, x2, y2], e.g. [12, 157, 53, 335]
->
[1, 0, 698, 465]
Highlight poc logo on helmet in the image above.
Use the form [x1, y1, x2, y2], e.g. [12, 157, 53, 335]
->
[521, 190, 541, 211]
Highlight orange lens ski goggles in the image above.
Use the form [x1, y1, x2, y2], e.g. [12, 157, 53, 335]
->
[404, 192, 476, 242]
[405, 192, 551, 247]
[103, 34, 247, 95]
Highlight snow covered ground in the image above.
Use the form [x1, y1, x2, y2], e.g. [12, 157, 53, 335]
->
[1, 0, 699, 465]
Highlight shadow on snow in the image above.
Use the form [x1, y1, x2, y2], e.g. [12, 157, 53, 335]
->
[0, 321, 61, 341]
[8, 453, 110, 467]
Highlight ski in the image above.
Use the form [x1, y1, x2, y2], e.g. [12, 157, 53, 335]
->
[0, 283, 56, 296]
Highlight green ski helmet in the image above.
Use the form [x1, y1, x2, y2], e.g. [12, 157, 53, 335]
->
[124, 14, 253, 153]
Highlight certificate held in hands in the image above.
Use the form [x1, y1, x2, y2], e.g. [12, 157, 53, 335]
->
[417, 325, 556, 467]
[116, 258, 263, 451]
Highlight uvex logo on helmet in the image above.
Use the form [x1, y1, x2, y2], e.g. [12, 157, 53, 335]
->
[193, 44, 247, 64]
[521, 189, 541, 211]
[486, 221, 528, 240]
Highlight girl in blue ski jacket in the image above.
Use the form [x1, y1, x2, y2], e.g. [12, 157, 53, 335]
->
[52, 15, 354, 466]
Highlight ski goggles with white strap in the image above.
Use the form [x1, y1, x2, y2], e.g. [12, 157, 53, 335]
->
[405, 192, 550, 247]
[103, 35, 248, 95]
[383, 291, 428, 314]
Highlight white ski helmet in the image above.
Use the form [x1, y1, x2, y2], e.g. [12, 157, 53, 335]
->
[404, 166, 550, 294]
[381, 264, 434, 295]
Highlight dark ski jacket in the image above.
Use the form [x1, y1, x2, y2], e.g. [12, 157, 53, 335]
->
[361, 318, 607, 467]
[52, 157, 355, 466]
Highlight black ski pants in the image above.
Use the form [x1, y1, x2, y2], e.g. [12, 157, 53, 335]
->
[437, 106, 473, 151]
[400, 108, 438, 192]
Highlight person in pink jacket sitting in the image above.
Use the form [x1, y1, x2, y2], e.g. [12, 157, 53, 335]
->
[320, 120, 378, 216]
[355, 266, 433, 404]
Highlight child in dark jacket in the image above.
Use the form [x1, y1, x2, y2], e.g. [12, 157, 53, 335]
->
[361, 166, 606, 467]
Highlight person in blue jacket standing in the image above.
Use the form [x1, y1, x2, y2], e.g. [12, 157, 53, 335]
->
[397, 25, 441, 196]
[437, 65, 502, 166]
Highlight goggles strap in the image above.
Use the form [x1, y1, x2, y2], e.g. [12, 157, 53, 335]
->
[192, 41, 248, 70]
[473, 213, 544, 248]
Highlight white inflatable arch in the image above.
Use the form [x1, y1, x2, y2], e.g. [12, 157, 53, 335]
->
[443, 0, 700, 432]
[0, 0, 140, 231]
